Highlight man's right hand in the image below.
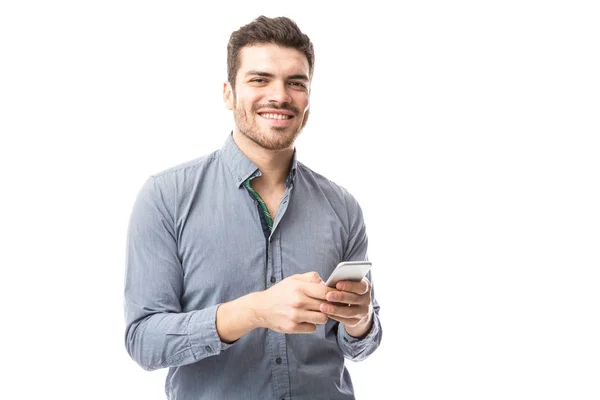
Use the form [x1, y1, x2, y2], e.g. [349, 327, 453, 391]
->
[253, 271, 332, 334]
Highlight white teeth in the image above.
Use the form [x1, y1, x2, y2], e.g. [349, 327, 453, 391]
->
[261, 113, 291, 120]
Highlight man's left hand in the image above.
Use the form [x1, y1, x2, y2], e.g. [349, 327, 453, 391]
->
[320, 277, 373, 338]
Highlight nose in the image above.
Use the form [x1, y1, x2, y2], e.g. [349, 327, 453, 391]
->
[267, 81, 292, 104]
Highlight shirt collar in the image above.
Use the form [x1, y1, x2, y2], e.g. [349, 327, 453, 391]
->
[221, 132, 298, 188]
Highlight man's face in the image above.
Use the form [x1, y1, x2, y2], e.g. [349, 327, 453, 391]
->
[224, 43, 311, 151]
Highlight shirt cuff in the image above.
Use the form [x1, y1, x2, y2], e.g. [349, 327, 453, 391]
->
[338, 313, 381, 358]
[187, 304, 236, 360]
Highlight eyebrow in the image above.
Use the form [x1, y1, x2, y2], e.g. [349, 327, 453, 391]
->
[245, 70, 309, 81]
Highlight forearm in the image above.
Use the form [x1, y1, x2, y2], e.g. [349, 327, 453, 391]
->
[126, 292, 266, 371]
[125, 304, 231, 371]
[216, 292, 262, 343]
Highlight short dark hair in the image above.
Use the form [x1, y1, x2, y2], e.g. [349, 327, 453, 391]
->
[227, 16, 315, 91]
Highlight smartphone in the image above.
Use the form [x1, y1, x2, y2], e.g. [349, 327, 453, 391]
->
[324, 261, 372, 288]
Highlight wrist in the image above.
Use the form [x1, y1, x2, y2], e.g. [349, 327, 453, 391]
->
[245, 291, 265, 330]
[345, 313, 373, 339]
[216, 292, 263, 343]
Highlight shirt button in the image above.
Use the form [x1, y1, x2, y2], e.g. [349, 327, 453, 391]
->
[275, 357, 282, 364]
[205, 345, 213, 352]
[270, 276, 276, 283]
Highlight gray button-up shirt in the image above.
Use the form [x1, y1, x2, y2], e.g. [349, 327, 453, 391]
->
[124, 134, 382, 400]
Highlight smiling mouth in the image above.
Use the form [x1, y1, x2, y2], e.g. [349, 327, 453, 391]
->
[259, 113, 293, 120]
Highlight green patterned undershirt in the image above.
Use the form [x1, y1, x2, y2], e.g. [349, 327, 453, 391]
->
[244, 179, 273, 231]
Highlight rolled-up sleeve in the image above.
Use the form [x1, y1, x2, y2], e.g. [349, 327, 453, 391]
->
[124, 176, 233, 371]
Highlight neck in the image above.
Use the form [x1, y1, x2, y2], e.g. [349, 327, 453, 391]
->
[232, 131, 294, 188]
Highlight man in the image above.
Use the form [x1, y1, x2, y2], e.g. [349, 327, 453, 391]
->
[125, 15, 382, 400]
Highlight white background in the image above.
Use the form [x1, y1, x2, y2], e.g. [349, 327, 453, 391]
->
[1, 1, 599, 399]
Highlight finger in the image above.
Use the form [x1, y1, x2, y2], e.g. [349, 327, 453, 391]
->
[278, 321, 319, 334]
[299, 297, 331, 312]
[325, 290, 362, 305]
[297, 309, 329, 326]
[319, 302, 366, 319]
[293, 323, 319, 334]
[335, 277, 371, 295]
[302, 281, 335, 301]
[294, 271, 323, 284]
[324, 314, 362, 328]
[288, 289, 330, 311]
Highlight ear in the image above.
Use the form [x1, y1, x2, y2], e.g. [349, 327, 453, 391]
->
[223, 81, 234, 110]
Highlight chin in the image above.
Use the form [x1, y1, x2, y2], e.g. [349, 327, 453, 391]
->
[258, 138, 295, 151]
[247, 126, 294, 150]
[270, 129, 301, 149]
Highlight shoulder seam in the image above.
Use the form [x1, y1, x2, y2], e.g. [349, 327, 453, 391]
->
[151, 151, 220, 178]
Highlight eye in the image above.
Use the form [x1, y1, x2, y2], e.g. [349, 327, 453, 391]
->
[251, 78, 267, 83]
[289, 81, 307, 89]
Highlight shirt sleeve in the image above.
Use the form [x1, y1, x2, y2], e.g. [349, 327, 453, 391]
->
[337, 283, 382, 361]
[336, 193, 383, 361]
[124, 176, 234, 371]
